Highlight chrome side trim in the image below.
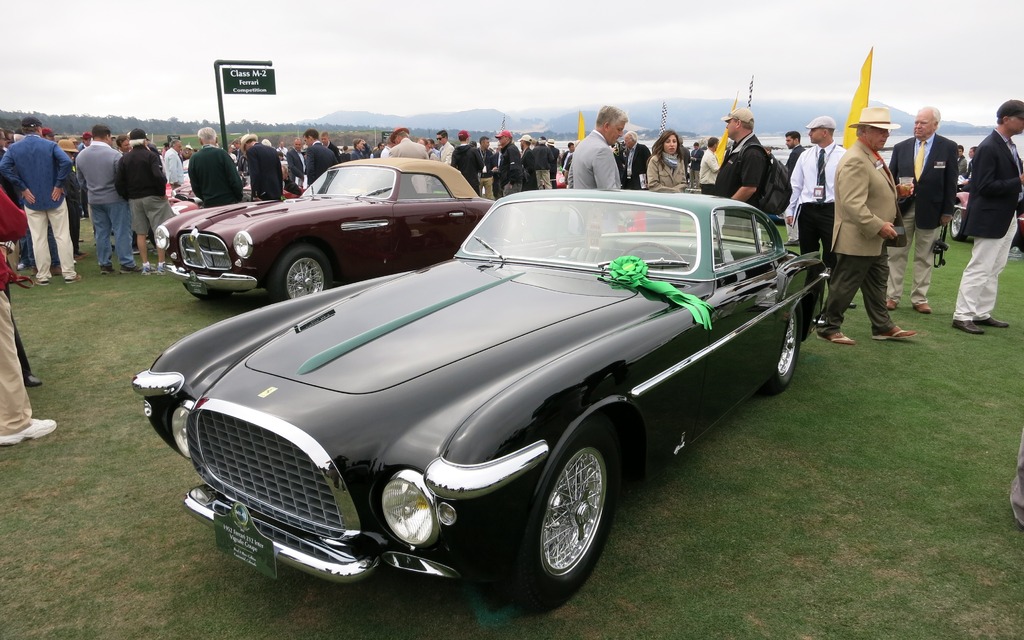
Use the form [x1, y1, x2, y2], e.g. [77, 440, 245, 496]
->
[164, 265, 259, 291]
[382, 552, 460, 578]
[132, 370, 185, 397]
[197, 398, 361, 533]
[424, 440, 549, 500]
[185, 486, 377, 583]
[341, 219, 390, 231]
[631, 273, 826, 397]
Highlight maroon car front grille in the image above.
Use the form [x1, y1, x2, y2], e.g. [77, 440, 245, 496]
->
[180, 233, 232, 270]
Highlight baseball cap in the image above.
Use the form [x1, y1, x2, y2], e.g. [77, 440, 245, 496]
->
[457, 130, 469, 141]
[518, 134, 533, 143]
[721, 107, 754, 126]
[82, 131, 93, 139]
[21, 116, 42, 128]
[496, 130, 512, 139]
[129, 128, 148, 140]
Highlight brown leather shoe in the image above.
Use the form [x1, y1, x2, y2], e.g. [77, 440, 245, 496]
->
[975, 317, 1009, 328]
[912, 302, 932, 314]
[952, 319, 984, 335]
[885, 299, 898, 310]
[873, 326, 917, 340]
[818, 331, 856, 345]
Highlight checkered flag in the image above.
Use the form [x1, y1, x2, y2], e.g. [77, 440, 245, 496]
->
[499, 114, 506, 132]
[660, 101, 667, 133]
[747, 76, 754, 108]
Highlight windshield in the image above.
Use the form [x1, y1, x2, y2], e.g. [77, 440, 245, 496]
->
[460, 199, 701, 274]
[307, 166, 396, 198]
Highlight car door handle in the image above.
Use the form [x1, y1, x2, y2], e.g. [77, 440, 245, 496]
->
[447, 211, 464, 217]
[340, 219, 390, 231]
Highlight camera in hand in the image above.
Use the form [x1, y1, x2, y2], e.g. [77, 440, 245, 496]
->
[932, 239, 949, 254]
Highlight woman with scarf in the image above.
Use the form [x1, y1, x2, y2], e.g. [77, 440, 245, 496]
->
[646, 130, 688, 193]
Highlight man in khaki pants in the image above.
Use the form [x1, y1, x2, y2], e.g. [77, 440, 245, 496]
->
[0, 241, 56, 446]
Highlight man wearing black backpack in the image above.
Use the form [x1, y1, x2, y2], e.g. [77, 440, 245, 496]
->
[714, 108, 769, 208]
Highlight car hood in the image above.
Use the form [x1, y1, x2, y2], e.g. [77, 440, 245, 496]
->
[245, 260, 635, 393]
[168, 197, 363, 234]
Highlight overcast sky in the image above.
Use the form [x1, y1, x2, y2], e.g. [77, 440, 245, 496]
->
[4, 0, 1013, 128]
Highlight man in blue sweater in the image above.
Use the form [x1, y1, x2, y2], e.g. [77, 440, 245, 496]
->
[0, 117, 79, 284]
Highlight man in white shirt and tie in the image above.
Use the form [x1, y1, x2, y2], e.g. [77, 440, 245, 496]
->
[784, 116, 845, 270]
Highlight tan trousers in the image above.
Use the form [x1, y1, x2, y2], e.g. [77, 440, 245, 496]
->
[0, 293, 31, 436]
[1013, 428, 1024, 527]
[953, 218, 1016, 321]
[480, 176, 494, 200]
[26, 201, 76, 282]
[537, 171, 551, 189]
[886, 202, 941, 305]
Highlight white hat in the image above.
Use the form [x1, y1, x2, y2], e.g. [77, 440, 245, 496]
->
[805, 116, 837, 130]
[847, 107, 901, 130]
[518, 134, 533, 143]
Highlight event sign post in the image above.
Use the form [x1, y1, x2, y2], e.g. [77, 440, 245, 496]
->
[213, 59, 274, 151]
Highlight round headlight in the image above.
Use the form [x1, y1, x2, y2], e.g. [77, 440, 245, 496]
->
[154, 225, 170, 250]
[170, 402, 193, 459]
[233, 230, 253, 259]
[382, 471, 437, 547]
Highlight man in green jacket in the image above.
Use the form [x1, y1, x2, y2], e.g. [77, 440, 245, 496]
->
[188, 127, 243, 207]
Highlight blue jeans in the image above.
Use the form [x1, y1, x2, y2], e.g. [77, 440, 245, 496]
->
[91, 201, 136, 268]
[18, 226, 60, 268]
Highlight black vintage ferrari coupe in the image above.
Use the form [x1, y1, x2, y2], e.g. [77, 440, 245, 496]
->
[134, 189, 826, 610]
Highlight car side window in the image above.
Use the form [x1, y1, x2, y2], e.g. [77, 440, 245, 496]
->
[398, 174, 451, 200]
[713, 209, 762, 266]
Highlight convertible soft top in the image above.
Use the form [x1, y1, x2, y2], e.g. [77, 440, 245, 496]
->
[344, 158, 481, 200]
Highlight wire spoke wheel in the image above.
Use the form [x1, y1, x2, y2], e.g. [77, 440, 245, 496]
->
[540, 447, 606, 575]
[286, 257, 325, 298]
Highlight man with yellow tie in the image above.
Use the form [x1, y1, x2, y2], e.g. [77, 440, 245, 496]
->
[885, 107, 960, 314]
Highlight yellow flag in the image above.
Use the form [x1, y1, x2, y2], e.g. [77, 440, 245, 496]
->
[843, 48, 873, 149]
[716, 94, 738, 165]
[577, 111, 586, 142]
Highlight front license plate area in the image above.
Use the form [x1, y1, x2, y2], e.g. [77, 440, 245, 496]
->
[185, 273, 208, 296]
[214, 502, 277, 578]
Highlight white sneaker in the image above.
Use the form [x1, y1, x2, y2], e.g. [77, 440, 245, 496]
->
[0, 418, 57, 446]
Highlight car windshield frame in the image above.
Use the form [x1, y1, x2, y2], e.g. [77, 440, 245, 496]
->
[307, 165, 398, 200]
[458, 196, 703, 277]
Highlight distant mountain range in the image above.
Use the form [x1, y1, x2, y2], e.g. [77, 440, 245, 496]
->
[307, 99, 990, 138]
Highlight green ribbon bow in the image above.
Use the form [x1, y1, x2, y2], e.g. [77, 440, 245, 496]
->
[601, 256, 713, 330]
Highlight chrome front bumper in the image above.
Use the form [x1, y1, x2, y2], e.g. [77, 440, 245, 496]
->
[165, 265, 258, 292]
[184, 485, 378, 582]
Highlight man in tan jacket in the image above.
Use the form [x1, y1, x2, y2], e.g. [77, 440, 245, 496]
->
[818, 107, 917, 345]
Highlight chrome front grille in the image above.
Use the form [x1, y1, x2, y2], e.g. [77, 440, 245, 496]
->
[180, 233, 231, 270]
[191, 407, 346, 538]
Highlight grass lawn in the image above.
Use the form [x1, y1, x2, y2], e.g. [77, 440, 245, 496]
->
[2, 222, 1023, 639]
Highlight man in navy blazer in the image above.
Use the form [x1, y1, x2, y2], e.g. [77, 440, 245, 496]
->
[952, 99, 1024, 334]
[885, 107, 959, 314]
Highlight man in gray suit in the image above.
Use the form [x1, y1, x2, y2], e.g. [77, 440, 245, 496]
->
[568, 105, 627, 190]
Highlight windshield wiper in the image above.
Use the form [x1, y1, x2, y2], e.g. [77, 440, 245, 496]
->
[356, 187, 392, 198]
[472, 237, 506, 262]
[598, 257, 690, 269]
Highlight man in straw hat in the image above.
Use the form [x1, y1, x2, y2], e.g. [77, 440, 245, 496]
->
[817, 106, 917, 345]
[951, 99, 1024, 335]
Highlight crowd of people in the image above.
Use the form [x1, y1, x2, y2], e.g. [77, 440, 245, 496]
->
[2, 101, 1024, 535]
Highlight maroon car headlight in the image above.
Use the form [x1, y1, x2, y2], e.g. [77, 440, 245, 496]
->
[233, 231, 253, 259]
[155, 224, 171, 250]
[382, 470, 438, 547]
